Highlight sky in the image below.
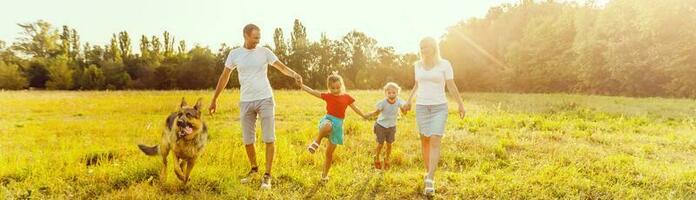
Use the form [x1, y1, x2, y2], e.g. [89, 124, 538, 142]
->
[2, 0, 562, 54]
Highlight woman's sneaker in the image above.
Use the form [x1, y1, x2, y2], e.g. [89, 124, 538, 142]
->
[424, 178, 435, 196]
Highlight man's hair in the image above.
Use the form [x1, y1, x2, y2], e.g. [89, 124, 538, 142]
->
[243, 24, 260, 36]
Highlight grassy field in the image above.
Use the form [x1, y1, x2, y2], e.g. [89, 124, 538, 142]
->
[1, 90, 695, 199]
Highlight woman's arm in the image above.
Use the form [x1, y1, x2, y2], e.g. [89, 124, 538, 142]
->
[349, 103, 369, 120]
[403, 82, 418, 112]
[446, 79, 466, 118]
[399, 100, 409, 115]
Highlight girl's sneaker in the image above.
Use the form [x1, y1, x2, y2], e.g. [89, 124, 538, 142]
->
[307, 141, 320, 154]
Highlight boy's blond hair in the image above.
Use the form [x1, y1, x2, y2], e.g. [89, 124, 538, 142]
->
[383, 82, 401, 93]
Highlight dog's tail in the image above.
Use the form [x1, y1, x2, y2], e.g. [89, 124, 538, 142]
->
[137, 144, 159, 156]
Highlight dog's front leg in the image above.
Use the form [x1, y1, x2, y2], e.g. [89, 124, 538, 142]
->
[173, 155, 187, 181]
[183, 158, 197, 184]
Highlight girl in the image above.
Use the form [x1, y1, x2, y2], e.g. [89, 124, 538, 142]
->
[297, 71, 369, 181]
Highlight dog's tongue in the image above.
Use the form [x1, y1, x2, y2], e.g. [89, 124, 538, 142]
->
[180, 127, 193, 136]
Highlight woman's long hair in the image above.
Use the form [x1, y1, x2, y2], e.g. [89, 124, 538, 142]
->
[419, 37, 441, 67]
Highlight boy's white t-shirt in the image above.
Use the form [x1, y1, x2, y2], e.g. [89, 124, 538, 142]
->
[414, 59, 454, 105]
[225, 46, 279, 102]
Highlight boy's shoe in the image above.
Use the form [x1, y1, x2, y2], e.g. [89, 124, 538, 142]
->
[260, 173, 272, 190]
[240, 167, 258, 184]
[374, 160, 382, 169]
[383, 160, 390, 170]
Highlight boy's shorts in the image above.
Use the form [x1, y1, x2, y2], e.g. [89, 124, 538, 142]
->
[373, 123, 396, 144]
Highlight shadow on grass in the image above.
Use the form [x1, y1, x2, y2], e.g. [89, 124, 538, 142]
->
[156, 176, 224, 195]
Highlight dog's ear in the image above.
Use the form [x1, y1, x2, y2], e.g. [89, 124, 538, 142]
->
[180, 97, 188, 108]
[194, 98, 203, 111]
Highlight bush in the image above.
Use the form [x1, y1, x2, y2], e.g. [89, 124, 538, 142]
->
[0, 61, 28, 89]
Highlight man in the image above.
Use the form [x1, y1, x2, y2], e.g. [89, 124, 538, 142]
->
[209, 23, 302, 190]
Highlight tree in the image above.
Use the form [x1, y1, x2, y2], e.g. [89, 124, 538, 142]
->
[341, 30, 376, 88]
[139, 35, 150, 59]
[80, 64, 106, 90]
[12, 20, 61, 58]
[150, 35, 163, 64]
[177, 40, 187, 55]
[24, 60, 50, 88]
[504, 3, 577, 92]
[83, 43, 105, 67]
[307, 33, 335, 87]
[0, 40, 22, 65]
[163, 31, 175, 58]
[175, 46, 216, 89]
[286, 19, 311, 88]
[118, 31, 132, 61]
[270, 27, 291, 88]
[70, 29, 81, 62]
[106, 34, 123, 63]
[0, 61, 28, 89]
[45, 56, 74, 90]
[101, 60, 131, 89]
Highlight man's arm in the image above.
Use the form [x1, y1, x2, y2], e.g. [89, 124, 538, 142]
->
[271, 60, 301, 80]
[209, 68, 232, 115]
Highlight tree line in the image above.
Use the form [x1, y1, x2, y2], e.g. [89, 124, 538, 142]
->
[1, 0, 695, 97]
[0, 18, 416, 91]
[440, 0, 696, 97]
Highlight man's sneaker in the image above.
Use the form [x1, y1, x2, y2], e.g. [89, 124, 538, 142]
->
[260, 173, 272, 190]
[240, 167, 258, 184]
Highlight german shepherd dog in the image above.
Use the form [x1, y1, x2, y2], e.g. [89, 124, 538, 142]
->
[138, 98, 208, 184]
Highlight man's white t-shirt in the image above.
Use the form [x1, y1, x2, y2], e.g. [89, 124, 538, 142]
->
[415, 59, 454, 105]
[224, 46, 279, 102]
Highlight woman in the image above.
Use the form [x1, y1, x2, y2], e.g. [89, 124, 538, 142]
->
[403, 37, 466, 196]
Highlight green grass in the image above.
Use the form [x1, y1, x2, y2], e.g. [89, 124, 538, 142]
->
[1, 90, 695, 199]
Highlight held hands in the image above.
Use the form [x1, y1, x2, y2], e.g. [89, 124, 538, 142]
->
[362, 112, 376, 120]
[294, 73, 303, 86]
[402, 102, 412, 114]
